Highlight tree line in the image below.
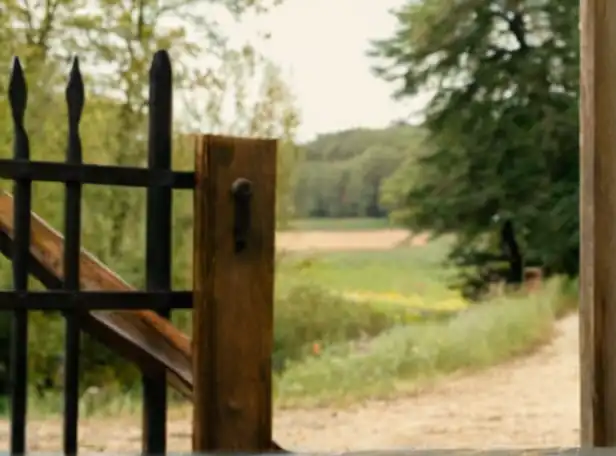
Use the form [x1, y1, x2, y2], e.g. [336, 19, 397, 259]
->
[293, 123, 426, 218]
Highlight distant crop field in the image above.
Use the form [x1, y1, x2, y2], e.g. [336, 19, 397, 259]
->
[276, 218, 434, 252]
[276, 229, 417, 252]
[276, 237, 456, 302]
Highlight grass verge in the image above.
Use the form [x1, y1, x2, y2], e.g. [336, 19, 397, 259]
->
[273, 283, 457, 373]
[275, 240, 455, 298]
[274, 278, 577, 408]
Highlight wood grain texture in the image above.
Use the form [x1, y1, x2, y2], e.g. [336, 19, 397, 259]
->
[193, 135, 276, 452]
[0, 190, 192, 398]
[580, 0, 616, 446]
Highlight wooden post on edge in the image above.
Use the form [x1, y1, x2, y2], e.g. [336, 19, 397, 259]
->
[580, 0, 616, 446]
[192, 134, 276, 451]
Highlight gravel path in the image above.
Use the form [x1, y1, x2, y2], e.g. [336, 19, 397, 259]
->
[276, 229, 418, 251]
[4, 314, 579, 452]
[275, 314, 580, 451]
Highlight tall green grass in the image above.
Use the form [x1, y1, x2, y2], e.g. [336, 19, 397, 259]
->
[273, 283, 450, 372]
[275, 278, 577, 407]
[273, 240, 459, 372]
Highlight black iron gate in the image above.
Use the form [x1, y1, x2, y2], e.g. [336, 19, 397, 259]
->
[0, 49, 194, 455]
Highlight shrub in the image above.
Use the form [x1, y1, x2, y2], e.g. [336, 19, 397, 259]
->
[273, 282, 410, 372]
[275, 278, 573, 405]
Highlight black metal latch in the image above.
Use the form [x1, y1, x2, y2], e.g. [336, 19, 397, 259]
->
[231, 177, 253, 253]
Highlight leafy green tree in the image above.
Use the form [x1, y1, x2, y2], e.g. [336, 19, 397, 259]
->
[294, 124, 424, 217]
[351, 145, 407, 217]
[372, 0, 579, 297]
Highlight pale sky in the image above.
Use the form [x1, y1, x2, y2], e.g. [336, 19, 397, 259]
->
[243, 0, 429, 141]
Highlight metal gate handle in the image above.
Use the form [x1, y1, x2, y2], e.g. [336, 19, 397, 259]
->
[231, 178, 253, 253]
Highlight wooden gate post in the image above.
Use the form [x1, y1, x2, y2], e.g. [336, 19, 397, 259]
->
[192, 134, 277, 451]
[580, 0, 616, 446]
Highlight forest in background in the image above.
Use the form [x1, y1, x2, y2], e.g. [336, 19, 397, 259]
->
[292, 123, 425, 219]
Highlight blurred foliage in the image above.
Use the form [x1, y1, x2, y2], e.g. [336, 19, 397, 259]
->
[273, 283, 410, 373]
[0, 0, 300, 396]
[293, 124, 427, 218]
[272, 240, 460, 373]
[371, 0, 579, 297]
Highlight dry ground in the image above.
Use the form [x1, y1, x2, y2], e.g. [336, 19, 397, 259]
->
[0, 230, 580, 452]
[275, 229, 429, 251]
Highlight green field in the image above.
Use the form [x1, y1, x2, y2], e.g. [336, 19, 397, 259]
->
[273, 236, 461, 376]
[278, 239, 453, 295]
[271, 220, 576, 406]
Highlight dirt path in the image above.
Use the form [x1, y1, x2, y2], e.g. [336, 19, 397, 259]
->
[275, 314, 580, 451]
[7, 314, 579, 452]
[276, 229, 426, 251]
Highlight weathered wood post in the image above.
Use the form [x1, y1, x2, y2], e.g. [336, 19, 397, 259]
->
[192, 134, 277, 451]
[580, 0, 616, 446]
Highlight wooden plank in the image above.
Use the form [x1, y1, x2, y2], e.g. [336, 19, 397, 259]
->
[290, 452, 585, 456]
[193, 135, 276, 451]
[0, 190, 193, 398]
[580, 0, 616, 446]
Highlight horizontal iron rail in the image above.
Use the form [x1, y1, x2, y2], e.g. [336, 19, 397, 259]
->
[0, 159, 195, 188]
[0, 290, 192, 310]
